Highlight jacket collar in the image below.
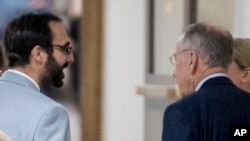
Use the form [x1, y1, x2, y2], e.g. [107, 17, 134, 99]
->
[195, 73, 228, 91]
[199, 76, 234, 90]
[0, 70, 40, 91]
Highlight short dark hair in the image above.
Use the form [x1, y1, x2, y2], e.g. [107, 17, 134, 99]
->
[4, 11, 62, 67]
[0, 42, 6, 71]
[182, 22, 233, 68]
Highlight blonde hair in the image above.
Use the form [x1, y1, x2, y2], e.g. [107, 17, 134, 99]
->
[233, 38, 250, 70]
[0, 131, 12, 141]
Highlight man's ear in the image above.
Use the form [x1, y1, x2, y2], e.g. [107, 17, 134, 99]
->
[30, 45, 46, 63]
[189, 51, 198, 75]
[241, 68, 250, 83]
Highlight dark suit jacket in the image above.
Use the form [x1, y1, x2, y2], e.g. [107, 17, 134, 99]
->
[162, 76, 250, 141]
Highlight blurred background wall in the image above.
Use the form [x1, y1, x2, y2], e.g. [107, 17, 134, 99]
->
[102, 0, 146, 140]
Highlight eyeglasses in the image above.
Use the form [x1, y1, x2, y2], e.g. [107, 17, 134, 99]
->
[53, 44, 72, 55]
[169, 49, 191, 65]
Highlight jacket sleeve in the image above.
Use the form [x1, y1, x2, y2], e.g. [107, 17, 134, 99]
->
[34, 105, 71, 141]
[162, 103, 199, 141]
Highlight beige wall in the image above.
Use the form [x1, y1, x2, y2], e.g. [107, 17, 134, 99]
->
[197, 0, 233, 31]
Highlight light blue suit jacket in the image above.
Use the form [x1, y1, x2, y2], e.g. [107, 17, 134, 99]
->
[0, 70, 71, 141]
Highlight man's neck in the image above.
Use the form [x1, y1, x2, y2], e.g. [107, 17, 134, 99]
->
[193, 66, 227, 89]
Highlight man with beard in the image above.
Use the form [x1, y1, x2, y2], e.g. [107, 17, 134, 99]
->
[0, 12, 74, 141]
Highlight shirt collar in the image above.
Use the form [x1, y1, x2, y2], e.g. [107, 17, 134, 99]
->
[195, 73, 228, 91]
[7, 69, 40, 91]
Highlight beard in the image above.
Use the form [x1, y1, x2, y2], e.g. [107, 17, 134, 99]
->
[41, 54, 69, 90]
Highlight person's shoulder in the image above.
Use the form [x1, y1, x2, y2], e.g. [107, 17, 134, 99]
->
[27, 92, 68, 120]
[178, 92, 201, 104]
[164, 93, 201, 123]
[31, 91, 65, 108]
[166, 92, 201, 113]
